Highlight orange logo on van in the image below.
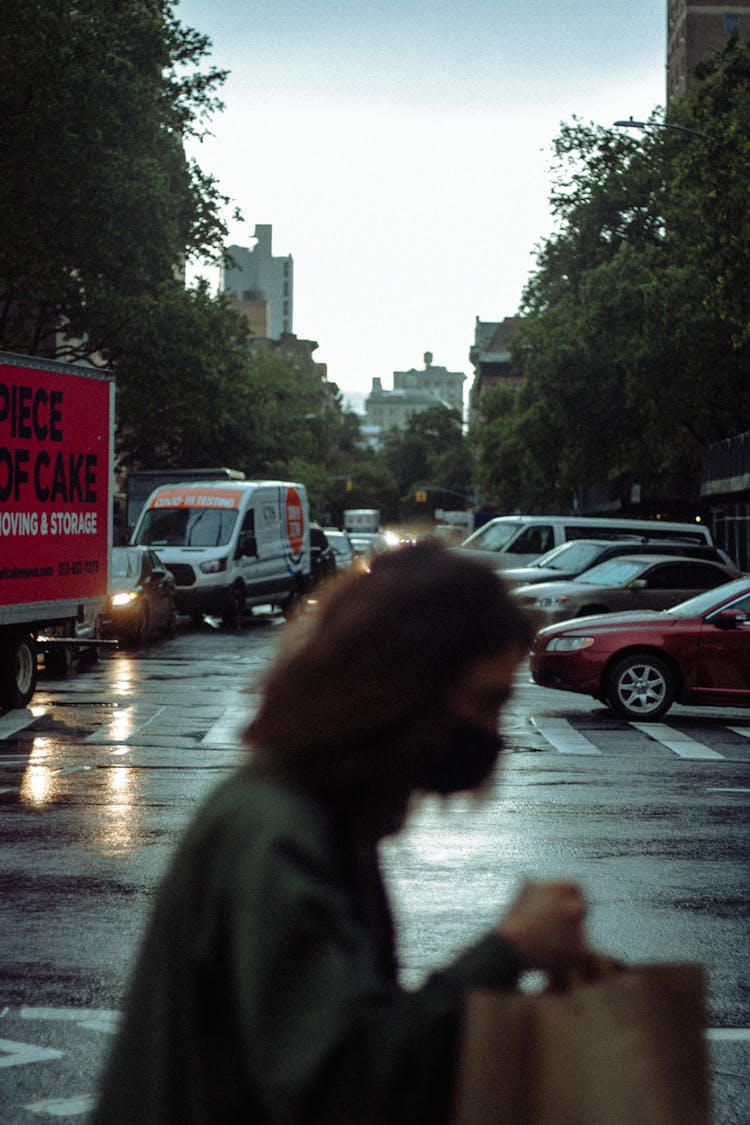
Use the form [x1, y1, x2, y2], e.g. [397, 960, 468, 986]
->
[150, 487, 241, 510]
[285, 487, 304, 555]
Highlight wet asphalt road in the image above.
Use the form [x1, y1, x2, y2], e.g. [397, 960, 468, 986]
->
[0, 611, 748, 1123]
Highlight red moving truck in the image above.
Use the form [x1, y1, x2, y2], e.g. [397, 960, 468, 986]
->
[0, 351, 114, 707]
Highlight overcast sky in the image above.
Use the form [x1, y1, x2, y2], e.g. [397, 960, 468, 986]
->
[176, 1, 666, 403]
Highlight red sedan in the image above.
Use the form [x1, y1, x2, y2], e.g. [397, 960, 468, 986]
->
[530, 577, 750, 720]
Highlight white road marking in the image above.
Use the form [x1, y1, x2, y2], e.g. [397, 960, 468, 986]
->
[0, 710, 35, 738]
[530, 717, 601, 754]
[706, 1028, 750, 1041]
[83, 707, 164, 743]
[24, 1094, 94, 1117]
[0, 1038, 64, 1068]
[706, 787, 750, 794]
[19, 1007, 118, 1033]
[727, 726, 750, 739]
[630, 723, 724, 759]
[201, 712, 244, 747]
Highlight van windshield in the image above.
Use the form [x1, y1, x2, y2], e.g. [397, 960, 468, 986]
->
[134, 506, 238, 548]
[462, 521, 522, 551]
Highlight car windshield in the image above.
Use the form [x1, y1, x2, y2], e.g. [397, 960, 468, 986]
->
[533, 541, 606, 572]
[111, 549, 140, 578]
[134, 506, 238, 547]
[462, 520, 522, 550]
[574, 558, 646, 587]
[665, 577, 750, 618]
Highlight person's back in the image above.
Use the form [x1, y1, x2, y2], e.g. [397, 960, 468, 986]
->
[93, 543, 596, 1125]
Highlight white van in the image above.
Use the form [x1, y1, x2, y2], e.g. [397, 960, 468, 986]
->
[458, 515, 713, 569]
[131, 480, 311, 624]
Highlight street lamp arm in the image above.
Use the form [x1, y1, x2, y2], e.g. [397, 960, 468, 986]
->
[613, 116, 708, 140]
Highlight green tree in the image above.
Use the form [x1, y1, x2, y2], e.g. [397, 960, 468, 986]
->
[379, 406, 472, 518]
[113, 283, 256, 468]
[0, 0, 231, 359]
[472, 39, 750, 512]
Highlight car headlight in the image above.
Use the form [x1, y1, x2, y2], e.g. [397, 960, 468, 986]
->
[199, 557, 228, 574]
[111, 591, 139, 608]
[546, 636, 595, 652]
[533, 595, 570, 608]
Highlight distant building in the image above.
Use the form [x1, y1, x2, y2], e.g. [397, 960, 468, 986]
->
[363, 353, 465, 446]
[667, 1, 750, 102]
[467, 316, 525, 423]
[223, 224, 293, 340]
[392, 352, 465, 414]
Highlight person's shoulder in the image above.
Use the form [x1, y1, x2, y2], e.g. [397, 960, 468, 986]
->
[184, 764, 332, 863]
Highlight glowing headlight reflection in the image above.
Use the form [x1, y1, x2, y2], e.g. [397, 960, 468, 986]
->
[110, 657, 136, 696]
[110, 708, 135, 742]
[20, 739, 58, 807]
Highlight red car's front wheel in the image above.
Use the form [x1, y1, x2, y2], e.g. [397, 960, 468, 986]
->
[605, 653, 676, 720]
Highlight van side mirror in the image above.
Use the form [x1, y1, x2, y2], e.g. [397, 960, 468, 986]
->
[239, 532, 258, 558]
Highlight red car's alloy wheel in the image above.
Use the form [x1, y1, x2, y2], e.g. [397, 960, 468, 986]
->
[606, 653, 676, 720]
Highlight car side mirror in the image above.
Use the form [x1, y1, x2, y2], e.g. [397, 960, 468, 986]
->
[715, 608, 748, 629]
[629, 579, 647, 589]
[149, 567, 167, 581]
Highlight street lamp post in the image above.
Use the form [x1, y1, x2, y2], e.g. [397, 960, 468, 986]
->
[613, 116, 708, 140]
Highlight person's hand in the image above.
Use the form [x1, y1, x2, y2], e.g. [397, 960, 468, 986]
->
[497, 879, 589, 973]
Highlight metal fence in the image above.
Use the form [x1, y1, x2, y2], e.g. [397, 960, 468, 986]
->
[708, 502, 750, 573]
[701, 433, 750, 572]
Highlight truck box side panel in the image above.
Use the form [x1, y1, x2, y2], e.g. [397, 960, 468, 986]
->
[0, 354, 113, 610]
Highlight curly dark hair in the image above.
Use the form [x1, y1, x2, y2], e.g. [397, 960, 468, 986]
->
[244, 541, 533, 811]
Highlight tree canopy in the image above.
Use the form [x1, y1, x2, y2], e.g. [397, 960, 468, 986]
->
[0, 0, 232, 361]
[0, 0, 369, 515]
[471, 39, 750, 514]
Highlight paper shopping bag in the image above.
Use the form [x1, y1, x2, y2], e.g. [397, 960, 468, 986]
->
[452, 963, 711, 1125]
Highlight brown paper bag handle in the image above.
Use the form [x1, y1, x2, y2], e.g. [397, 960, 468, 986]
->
[548, 952, 626, 993]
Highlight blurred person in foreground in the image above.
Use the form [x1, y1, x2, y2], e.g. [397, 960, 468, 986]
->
[92, 541, 598, 1125]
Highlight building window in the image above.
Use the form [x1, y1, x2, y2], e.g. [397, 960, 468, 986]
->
[725, 13, 741, 35]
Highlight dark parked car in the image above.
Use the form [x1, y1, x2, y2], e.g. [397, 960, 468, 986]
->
[530, 577, 750, 720]
[514, 554, 737, 627]
[500, 537, 739, 588]
[100, 546, 177, 646]
[309, 523, 337, 588]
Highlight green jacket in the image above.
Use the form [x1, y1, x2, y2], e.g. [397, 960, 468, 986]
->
[92, 765, 521, 1124]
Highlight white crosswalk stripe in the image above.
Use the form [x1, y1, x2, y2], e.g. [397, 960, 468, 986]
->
[630, 722, 725, 759]
[530, 717, 602, 754]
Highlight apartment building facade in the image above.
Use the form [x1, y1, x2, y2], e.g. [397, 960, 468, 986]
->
[223, 224, 293, 340]
[667, 0, 750, 101]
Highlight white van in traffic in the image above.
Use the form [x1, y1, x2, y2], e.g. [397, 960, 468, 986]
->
[131, 480, 311, 624]
[459, 514, 713, 569]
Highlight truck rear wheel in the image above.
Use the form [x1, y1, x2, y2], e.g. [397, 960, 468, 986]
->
[0, 633, 38, 709]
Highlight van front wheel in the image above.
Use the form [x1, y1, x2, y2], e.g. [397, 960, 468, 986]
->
[222, 583, 245, 629]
